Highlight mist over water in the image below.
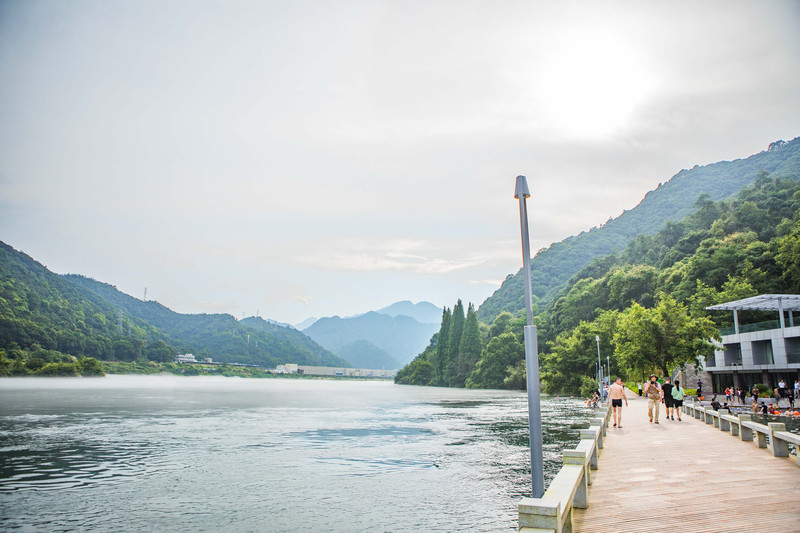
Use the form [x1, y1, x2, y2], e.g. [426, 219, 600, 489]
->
[0, 376, 595, 532]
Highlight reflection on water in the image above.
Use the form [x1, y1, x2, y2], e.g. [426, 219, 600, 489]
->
[0, 376, 597, 532]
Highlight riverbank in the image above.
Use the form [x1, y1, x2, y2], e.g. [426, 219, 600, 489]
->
[100, 360, 394, 380]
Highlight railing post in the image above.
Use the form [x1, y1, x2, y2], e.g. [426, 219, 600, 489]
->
[739, 414, 753, 442]
[590, 417, 606, 437]
[579, 426, 602, 450]
[768, 423, 789, 457]
[518, 498, 559, 532]
[730, 416, 740, 437]
[718, 409, 730, 432]
[562, 452, 588, 508]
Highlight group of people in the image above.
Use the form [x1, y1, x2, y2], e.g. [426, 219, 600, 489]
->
[642, 375, 685, 423]
[596, 375, 800, 427]
[594, 374, 686, 428]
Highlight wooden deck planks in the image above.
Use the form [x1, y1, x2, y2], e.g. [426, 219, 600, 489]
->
[571, 394, 800, 533]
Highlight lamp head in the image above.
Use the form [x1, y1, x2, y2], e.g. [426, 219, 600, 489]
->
[514, 175, 530, 199]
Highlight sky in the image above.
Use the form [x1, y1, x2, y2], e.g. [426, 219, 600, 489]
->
[1, 1, 799, 325]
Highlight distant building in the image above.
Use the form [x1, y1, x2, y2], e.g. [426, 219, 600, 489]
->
[704, 294, 800, 392]
[175, 353, 198, 363]
[204, 358, 213, 364]
[296, 365, 397, 378]
[274, 363, 299, 374]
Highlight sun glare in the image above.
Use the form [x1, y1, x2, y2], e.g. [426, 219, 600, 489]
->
[535, 30, 654, 139]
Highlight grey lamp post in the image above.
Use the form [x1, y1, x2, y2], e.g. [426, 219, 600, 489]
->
[596, 335, 603, 398]
[515, 175, 544, 499]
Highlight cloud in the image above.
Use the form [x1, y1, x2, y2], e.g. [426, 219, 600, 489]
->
[295, 238, 493, 274]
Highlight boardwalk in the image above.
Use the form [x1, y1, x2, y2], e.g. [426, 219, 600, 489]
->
[571, 392, 800, 533]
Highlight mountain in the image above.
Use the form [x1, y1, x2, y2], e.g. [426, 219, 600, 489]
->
[303, 311, 439, 367]
[63, 275, 347, 368]
[294, 316, 319, 330]
[376, 300, 443, 324]
[477, 137, 800, 323]
[0, 240, 346, 369]
[263, 317, 293, 328]
[336, 340, 400, 370]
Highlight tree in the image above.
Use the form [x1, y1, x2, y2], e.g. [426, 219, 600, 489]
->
[454, 303, 481, 387]
[429, 307, 451, 386]
[394, 355, 435, 385]
[466, 332, 523, 389]
[613, 295, 718, 377]
[445, 300, 465, 385]
[775, 217, 800, 293]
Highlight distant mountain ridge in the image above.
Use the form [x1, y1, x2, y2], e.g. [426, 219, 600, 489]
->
[302, 310, 440, 368]
[477, 137, 800, 322]
[375, 300, 442, 323]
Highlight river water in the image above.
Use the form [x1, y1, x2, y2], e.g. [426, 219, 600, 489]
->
[0, 376, 596, 532]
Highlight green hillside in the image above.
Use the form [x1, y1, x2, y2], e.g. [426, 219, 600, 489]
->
[64, 275, 348, 368]
[398, 155, 800, 392]
[477, 137, 800, 323]
[0, 241, 347, 374]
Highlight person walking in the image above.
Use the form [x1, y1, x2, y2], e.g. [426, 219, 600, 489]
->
[644, 374, 663, 424]
[607, 377, 628, 428]
[672, 380, 685, 421]
[794, 380, 799, 407]
[637, 382, 643, 397]
[662, 377, 674, 420]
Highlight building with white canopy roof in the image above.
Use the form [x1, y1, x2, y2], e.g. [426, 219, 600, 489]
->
[704, 294, 800, 392]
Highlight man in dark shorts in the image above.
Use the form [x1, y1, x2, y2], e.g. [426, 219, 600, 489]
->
[608, 377, 628, 428]
[662, 377, 674, 420]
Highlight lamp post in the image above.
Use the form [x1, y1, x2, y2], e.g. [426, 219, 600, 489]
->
[596, 335, 603, 399]
[515, 175, 544, 499]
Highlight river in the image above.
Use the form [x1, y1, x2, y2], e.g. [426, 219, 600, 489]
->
[0, 376, 596, 532]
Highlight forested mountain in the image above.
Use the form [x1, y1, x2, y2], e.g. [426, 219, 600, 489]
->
[477, 137, 800, 323]
[336, 340, 400, 370]
[0, 242, 347, 373]
[303, 311, 439, 367]
[398, 153, 800, 393]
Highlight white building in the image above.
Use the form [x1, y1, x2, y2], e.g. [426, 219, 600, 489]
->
[175, 353, 198, 363]
[704, 294, 800, 392]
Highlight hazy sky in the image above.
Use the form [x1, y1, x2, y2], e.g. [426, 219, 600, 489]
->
[1, 1, 799, 325]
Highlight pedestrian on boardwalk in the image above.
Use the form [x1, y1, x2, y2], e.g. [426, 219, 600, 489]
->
[608, 377, 628, 428]
[644, 374, 663, 424]
[662, 377, 675, 420]
[637, 382, 642, 397]
[672, 380, 685, 421]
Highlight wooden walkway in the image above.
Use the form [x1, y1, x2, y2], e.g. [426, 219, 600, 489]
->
[571, 393, 800, 533]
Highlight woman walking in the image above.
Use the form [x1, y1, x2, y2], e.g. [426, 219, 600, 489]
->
[672, 380, 685, 421]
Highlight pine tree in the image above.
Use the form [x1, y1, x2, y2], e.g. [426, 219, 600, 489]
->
[446, 300, 465, 386]
[430, 307, 451, 386]
[455, 303, 482, 387]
